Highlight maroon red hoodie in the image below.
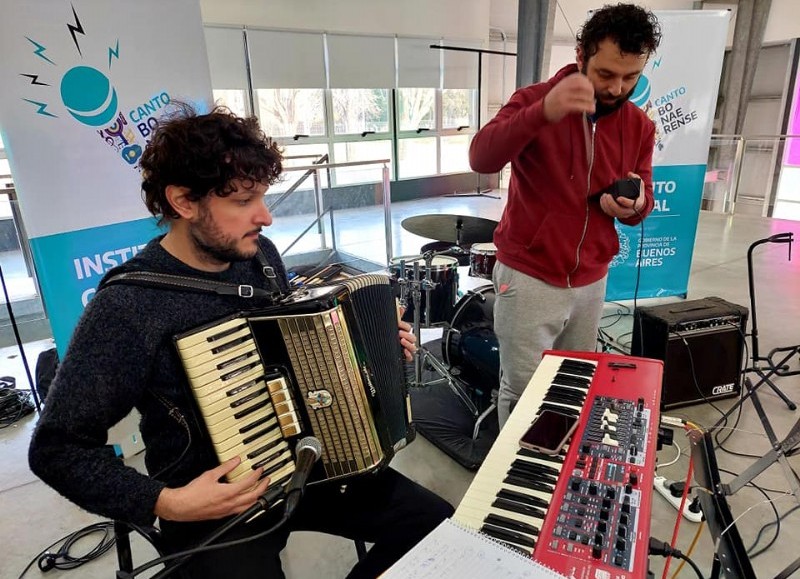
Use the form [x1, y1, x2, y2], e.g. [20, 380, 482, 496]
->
[470, 63, 655, 288]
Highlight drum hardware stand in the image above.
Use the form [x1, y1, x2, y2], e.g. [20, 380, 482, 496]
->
[471, 387, 497, 440]
[398, 255, 480, 418]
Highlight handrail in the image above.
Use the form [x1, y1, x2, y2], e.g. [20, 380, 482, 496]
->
[271, 158, 393, 269]
[711, 134, 800, 140]
[267, 154, 328, 213]
[281, 158, 391, 173]
[283, 154, 326, 160]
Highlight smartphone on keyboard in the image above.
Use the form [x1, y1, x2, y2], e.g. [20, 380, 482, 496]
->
[519, 409, 579, 455]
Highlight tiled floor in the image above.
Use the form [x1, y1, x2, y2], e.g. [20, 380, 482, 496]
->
[1, 192, 800, 578]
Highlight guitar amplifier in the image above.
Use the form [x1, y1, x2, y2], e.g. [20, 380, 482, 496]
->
[631, 297, 748, 409]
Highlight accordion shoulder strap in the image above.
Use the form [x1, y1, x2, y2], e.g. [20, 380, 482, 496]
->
[101, 271, 275, 299]
[101, 248, 283, 300]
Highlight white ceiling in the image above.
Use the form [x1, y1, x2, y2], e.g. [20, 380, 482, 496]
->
[490, 0, 711, 42]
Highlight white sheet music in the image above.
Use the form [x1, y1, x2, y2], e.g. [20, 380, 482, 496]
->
[380, 519, 566, 579]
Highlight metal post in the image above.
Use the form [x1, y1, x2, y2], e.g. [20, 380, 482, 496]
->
[312, 168, 327, 249]
[728, 136, 746, 214]
[382, 163, 393, 265]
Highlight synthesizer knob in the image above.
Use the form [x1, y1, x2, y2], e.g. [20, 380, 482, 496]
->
[630, 473, 639, 485]
[597, 521, 607, 534]
[592, 545, 603, 559]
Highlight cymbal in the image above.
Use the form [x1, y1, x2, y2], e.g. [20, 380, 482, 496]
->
[401, 214, 498, 244]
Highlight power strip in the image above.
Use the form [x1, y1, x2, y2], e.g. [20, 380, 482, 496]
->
[653, 476, 703, 523]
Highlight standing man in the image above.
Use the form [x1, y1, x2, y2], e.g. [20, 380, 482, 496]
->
[29, 104, 452, 578]
[469, 4, 661, 426]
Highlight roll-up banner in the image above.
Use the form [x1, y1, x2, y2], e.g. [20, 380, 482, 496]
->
[606, 10, 730, 299]
[0, 0, 212, 355]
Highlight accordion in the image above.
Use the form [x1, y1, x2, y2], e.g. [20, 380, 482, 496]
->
[174, 274, 414, 488]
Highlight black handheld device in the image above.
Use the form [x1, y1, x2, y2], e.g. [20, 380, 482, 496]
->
[610, 177, 641, 201]
[519, 409, 579, 455]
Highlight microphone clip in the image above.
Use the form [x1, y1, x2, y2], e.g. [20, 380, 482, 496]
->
[257, 484, 286, 511]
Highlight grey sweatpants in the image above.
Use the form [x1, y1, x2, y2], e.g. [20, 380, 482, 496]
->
[492, 260, 607, 427]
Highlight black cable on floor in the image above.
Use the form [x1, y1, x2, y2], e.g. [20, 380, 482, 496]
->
[17, 521, 116, 578]
[713, 328, 758, 459]
[749, 504, 800, 559]
[716, 466, 800, 560]
[0, 387, 35, 428]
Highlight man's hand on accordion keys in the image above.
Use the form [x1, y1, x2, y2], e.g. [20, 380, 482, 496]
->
[398, 313, 417, 362]
[153, 457, 270, 522]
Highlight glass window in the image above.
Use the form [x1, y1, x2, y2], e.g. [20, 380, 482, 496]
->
[397, 88, 435, 132]
[256, 89, 326, 139]
[333, 140, 392, 185]
[331, 89, 390, 135]
[441, 135, 471, 174]
[213, 90, 248, 117]
[398, 137, 437, 179]
[442, 89, 476, 129]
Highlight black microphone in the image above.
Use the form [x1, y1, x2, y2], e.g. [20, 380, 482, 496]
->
[284, 436, 322, 517]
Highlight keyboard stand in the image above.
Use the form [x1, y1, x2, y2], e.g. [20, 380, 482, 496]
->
[720, 377, 800, 503]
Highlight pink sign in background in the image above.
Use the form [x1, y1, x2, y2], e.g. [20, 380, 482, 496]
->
[785, 72, 800, 166]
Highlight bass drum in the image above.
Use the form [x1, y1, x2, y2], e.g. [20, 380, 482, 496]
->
[442, 285, 500, 410]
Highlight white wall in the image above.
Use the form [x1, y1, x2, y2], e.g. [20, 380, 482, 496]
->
[200, 0, 490, 41]
[764, 0, 800, 44]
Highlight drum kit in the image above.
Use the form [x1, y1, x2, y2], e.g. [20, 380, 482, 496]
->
[392, 214, 502, 438]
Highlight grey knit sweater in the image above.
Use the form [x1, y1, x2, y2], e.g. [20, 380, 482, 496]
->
[28, 235, 289, 526]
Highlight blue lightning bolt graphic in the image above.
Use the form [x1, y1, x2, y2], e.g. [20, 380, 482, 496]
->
[109, 40, 120, 69]
[20, 73, 50, 86]
[25, 37, 55, 65]
[23, 99, 57, 118]
[653, 57, 662, 69]
[67, 4, 85, 57]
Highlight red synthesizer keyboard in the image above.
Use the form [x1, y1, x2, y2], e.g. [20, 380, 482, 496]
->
[455, 350, 663, 579]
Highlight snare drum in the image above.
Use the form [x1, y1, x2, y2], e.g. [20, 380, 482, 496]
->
[442, 286, 499, 412]
[469, 242, 497, 279]
[390, 255, 459, 327]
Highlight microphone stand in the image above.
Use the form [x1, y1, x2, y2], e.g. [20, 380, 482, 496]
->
[118, 486, 287, 579]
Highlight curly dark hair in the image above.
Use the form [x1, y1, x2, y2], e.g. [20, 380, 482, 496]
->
[577, 3, 661, 59]
[140, 102, 283, 223]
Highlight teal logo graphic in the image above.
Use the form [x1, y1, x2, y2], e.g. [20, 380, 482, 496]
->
[60, 66, 118, 126]
[19, 5, 170, 168]
[630, 75, 651, 108]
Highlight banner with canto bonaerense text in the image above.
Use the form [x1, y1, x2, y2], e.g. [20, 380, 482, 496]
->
[0, 0, 212, 356]
[606, 10, 729, 300]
